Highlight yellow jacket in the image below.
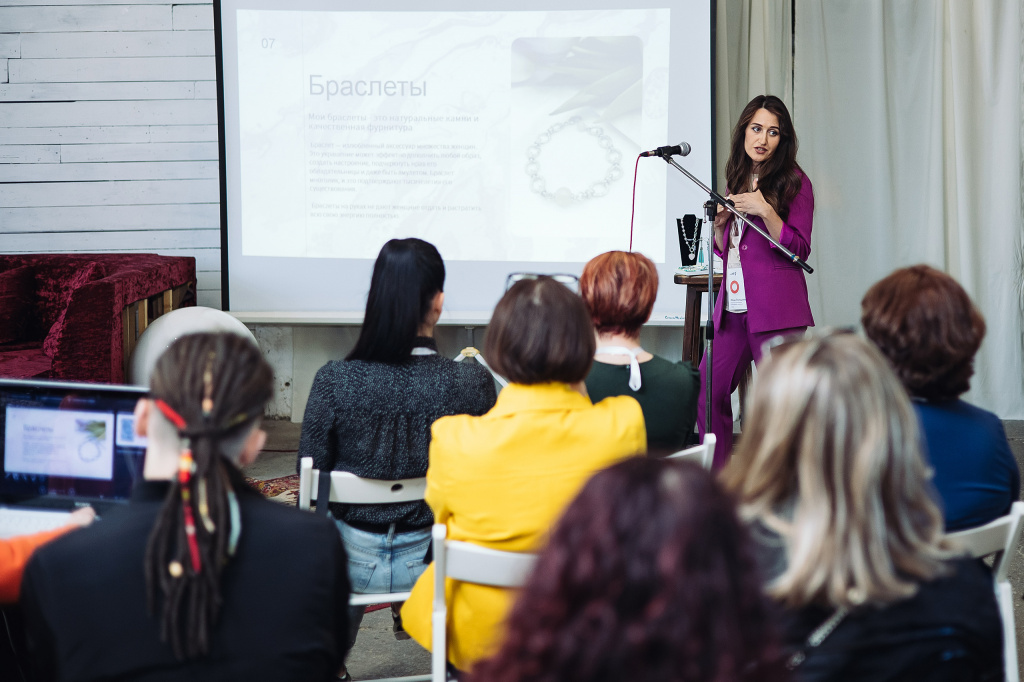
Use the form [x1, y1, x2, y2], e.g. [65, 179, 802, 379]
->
[401, 382, 646, 670]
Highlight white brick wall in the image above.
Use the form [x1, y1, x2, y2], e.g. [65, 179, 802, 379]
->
[0, 1, 222, 308]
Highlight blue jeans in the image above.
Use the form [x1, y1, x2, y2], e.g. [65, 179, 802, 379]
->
[334, 518, 431, 646]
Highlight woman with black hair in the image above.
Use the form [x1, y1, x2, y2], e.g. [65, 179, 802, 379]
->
[21, 333, 351, 680]
[298, 238, 496, 665]
[470, 457, 787, 682]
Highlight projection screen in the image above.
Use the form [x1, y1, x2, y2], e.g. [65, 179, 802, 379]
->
[216, 0, 714, 321]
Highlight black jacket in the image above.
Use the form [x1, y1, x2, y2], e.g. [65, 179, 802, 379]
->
[21, 475, 350, 682]
[780, 558, 1003, 682]
[298, 337, 496, 528]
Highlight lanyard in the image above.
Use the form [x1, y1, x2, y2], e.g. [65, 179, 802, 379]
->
[595, 346, 643, 391]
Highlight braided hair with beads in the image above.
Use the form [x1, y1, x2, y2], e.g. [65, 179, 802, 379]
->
[143, 332, 273, 660]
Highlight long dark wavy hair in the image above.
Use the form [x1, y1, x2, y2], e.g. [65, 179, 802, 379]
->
[347, 238, 445, 364]
[725, 95, 802, 220]
[469, 458, 789, 682]
[144, 333, 273, 659]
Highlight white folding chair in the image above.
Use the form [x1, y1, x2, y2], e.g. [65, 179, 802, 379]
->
[430, 524, 538, 682]
[946, 501, 1024, 682]
[298, 457, 431, 682]
[665, 433, 716, 470]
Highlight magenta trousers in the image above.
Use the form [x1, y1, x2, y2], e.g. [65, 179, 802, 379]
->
[696, 312, 806, 469]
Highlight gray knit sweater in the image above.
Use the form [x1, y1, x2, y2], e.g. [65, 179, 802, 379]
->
[297, 338, 496, 529]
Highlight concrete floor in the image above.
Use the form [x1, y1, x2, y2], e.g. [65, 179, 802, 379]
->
[249, 418, 1024, 679]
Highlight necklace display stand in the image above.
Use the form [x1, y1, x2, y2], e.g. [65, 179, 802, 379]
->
[676, 215, 701, 266]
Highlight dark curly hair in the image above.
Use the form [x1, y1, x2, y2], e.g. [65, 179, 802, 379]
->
[861, 265, 986, 401]
[468, 458, 788, 682]
[725, 95, 802, 220]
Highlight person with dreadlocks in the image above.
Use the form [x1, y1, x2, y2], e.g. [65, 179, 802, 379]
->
[20, 333, 351, 681]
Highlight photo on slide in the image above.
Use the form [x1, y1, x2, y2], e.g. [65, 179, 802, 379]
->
[509, 36, 642, 261]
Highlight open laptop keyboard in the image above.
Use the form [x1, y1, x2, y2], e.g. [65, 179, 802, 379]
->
[0, 507, 71, 539]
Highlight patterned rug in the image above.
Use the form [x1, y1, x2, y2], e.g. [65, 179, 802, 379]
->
[245, 472, 389, 613]
[245, 474, 300, 505]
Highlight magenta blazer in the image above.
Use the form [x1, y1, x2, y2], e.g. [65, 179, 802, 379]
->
[713, 169, 814, 334]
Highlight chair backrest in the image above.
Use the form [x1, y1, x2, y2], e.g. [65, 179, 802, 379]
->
[431, 524, 537, 594]
[946, 501, 1024, 583]
[431, 524, 537, 681]
[445, 540, 538, 588]
[297, 456, 427, 510]
[945, 502, 1024, 682]
[665, 433, 716, 470]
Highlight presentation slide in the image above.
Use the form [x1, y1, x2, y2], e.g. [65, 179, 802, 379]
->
[219, 0, 713, 318]
[4, 407, 115, 481]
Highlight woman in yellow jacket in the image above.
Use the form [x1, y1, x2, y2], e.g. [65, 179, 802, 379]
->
[402, 275, 647, 672]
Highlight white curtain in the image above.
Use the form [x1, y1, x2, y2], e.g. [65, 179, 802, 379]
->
[714, 0, 793, 190]
[784, 1, 1024, 418]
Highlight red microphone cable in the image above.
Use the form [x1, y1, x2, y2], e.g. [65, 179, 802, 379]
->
[628, 154, 642, 251]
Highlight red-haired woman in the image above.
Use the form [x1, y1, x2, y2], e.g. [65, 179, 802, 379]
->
[470, 457, 788, 682]
[861, 265, 1019, 531]
[580, 251, 699, 453]
[700, 95, 815, 467]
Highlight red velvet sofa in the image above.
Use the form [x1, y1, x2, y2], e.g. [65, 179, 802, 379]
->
[0, 254, 196, 384]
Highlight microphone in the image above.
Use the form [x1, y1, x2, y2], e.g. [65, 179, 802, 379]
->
[639, 142, 691, 158]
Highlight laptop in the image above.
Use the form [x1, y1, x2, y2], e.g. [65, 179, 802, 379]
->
[0, 378, 148, 538]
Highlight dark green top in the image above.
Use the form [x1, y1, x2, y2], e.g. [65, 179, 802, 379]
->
[585, 355, 700, 454]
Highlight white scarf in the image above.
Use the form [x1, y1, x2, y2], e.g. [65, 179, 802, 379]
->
[595, 346, 643, 391]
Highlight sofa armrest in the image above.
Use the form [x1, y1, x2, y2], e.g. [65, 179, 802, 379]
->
[47, 255, 197, 383]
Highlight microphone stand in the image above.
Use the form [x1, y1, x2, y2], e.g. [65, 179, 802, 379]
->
[701, 200, 716, 437]
[660, 155, 814, 440]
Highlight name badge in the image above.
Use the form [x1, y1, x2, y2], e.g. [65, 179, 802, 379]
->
[726, 262, 747, 312]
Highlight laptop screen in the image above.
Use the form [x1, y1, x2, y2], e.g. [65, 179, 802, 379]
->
[0, 379, 148, 506]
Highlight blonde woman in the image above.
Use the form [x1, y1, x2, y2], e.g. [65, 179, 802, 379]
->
[722, 333, 1002, 682]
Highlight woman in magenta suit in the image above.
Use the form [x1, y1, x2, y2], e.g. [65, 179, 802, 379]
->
[698, 95, 814, 467]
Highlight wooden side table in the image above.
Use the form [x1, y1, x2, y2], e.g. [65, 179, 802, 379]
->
[673, 272, 722, 364]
